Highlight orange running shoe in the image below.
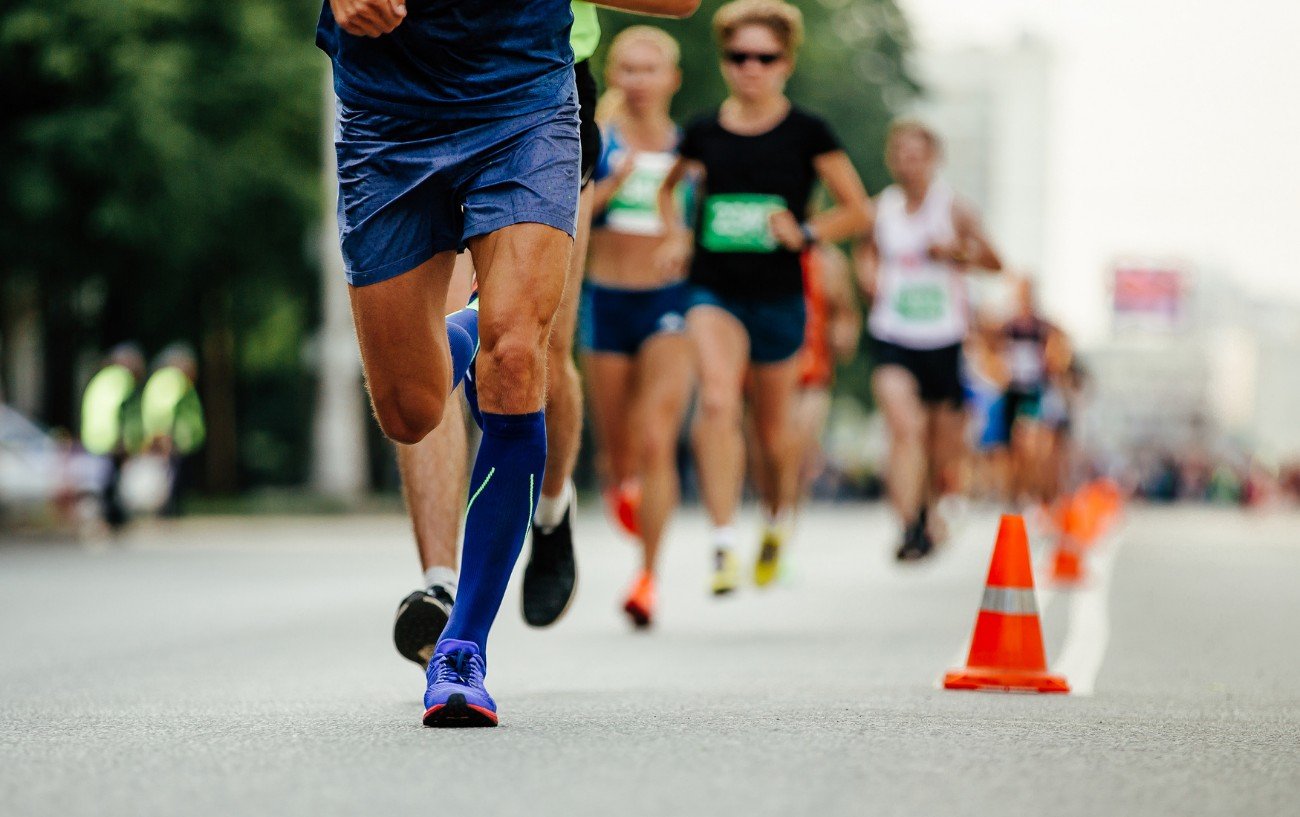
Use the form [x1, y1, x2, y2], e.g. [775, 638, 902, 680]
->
[622, 571, 656, 629]
[604, 480, 642, 537]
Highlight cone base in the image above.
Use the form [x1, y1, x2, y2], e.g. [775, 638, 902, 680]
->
[1051, 551, 1085, 584]
[943, 666, 1070, 693]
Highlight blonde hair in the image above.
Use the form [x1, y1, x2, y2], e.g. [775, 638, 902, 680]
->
[596, 26, 681, 124]
[887, 118, 943, 157]
[713, 0, 805, 56]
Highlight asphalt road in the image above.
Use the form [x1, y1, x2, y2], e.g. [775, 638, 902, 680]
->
[2, 504, 1297, 816]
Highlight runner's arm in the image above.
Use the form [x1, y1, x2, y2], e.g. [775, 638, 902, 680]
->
[949, 198, 1003, 272]
[805, 151, 873, 245]
[589, 0, 700, 17]
[852, 236, 879, 302]
[656, 156, 702, 275]
[821, 246, 862, 363]
[1044, 323, 1073, 376]
[592, 154, 636, 214]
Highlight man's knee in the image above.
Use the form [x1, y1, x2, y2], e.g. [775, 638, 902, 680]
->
[483, 330, 547, 388]
[371, 385, 447, 445]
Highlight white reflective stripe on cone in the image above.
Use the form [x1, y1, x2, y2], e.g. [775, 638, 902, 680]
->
[981, 586, 1039, 616]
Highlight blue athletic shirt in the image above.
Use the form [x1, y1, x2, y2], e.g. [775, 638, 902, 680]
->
[317, 0, 575, 120]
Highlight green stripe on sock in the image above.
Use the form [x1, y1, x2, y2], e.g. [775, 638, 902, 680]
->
[466, 466, 495, 514]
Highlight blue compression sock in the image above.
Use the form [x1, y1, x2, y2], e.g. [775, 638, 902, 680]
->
[445, 301, 479, 393]
[440, 410, 547, 654]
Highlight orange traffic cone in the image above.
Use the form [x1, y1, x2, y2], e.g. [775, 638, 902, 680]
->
[1093, 479, 1124, 533]
[1051, 494, 1087, 585]
[945, 515, 1070, 693]
[1077, 487, 1101, 546]
[1051, 542, 1084, 584]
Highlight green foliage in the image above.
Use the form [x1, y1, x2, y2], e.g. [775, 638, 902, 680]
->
[0, 1, 920, 491]
[593, 0, 918, 195]
[0, 0, 324, 487]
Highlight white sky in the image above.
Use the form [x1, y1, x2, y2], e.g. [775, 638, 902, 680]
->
[898, 0, 1300, 342]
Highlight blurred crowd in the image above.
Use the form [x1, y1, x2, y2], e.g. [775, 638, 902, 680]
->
[0, 342, 204, 533]
[1120, 448, 1300, 507]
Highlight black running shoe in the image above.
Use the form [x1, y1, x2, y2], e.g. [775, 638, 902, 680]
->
[393, 584, 455, 668]
[895, 508, 935, 562]
[522, 501, 577, 627]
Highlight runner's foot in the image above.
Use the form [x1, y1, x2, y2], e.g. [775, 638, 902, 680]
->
[711, 548, 739, 596]
[393, 584, 455, 668]
[622, 571, 656, 629]
[423, 639, 497, 728]
[522, 497, 577, 627]
[753, 526, 785, 587]
[895, 508, 935, 561]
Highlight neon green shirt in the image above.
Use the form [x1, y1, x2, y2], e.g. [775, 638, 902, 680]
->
[142, 366, 206, 455]
[81, 364, 142, 456]
[571, 2, 601, 63]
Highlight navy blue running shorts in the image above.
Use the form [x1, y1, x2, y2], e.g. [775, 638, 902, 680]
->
[579, 281, 689, 356]
[333, 88, 581, 286]
[687, 286, 806, 364]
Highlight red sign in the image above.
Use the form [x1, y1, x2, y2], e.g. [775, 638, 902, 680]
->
[1113, 266, 1184, 325]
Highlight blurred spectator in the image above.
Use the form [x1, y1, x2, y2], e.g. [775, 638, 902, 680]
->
[142, 344, 205, 515]
[80, 343, 146, 530]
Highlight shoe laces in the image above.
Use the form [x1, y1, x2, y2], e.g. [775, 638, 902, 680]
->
[432, 649, 484, 687]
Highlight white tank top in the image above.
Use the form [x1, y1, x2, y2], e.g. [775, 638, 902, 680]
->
[867, 181, 968, 349]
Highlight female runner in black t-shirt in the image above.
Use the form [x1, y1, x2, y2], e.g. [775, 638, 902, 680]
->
[657, 0, 872, 594]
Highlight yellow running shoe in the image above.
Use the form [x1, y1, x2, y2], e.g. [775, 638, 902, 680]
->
[711, 548, 739, 596]
[753, 527, 784, 587]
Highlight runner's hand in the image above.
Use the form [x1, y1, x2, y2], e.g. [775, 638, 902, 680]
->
[769, 209, 806, 251]
[928, 240, 970, 269]
[655, 229, 693, 277]
[612, 152, 639, 188]
[331, 0, 407, 38]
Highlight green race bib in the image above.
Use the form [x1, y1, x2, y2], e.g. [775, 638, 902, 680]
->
[606, 152, 676, 236]
[699, 194, 786, 253]
[894, 282, 948, 322]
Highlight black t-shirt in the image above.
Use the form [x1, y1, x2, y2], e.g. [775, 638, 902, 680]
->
[679, 106, 841, 300]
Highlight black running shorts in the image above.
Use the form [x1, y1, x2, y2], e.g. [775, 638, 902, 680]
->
[872, 336, 965, 408]
[576, 59, 601, 188]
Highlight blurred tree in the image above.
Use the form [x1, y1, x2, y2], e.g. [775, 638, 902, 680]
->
[0, 0, 323, 491]
[595, 0, 920, 410]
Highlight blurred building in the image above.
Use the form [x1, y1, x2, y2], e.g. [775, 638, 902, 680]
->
[907, 39, 1300, 465]
[907, 34, 1052, 274]
[1085, 263, 1300, 462]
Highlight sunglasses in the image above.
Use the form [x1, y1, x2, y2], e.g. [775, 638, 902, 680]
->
[723, 50, 784, 67]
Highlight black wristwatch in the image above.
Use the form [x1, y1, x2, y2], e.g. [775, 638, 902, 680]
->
[799, 222, 817, 248]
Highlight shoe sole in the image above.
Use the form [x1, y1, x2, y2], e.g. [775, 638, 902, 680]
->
[712, 584, 737, 597]
[394, 594, 451, 668]
[423, 694, 498, 728]
[895, 542, 936, 562]
[622, 599, 652, 629]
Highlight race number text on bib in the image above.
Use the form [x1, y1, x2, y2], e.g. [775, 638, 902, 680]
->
[699, 194, 786, 253]
[893, 281, 950, 322]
